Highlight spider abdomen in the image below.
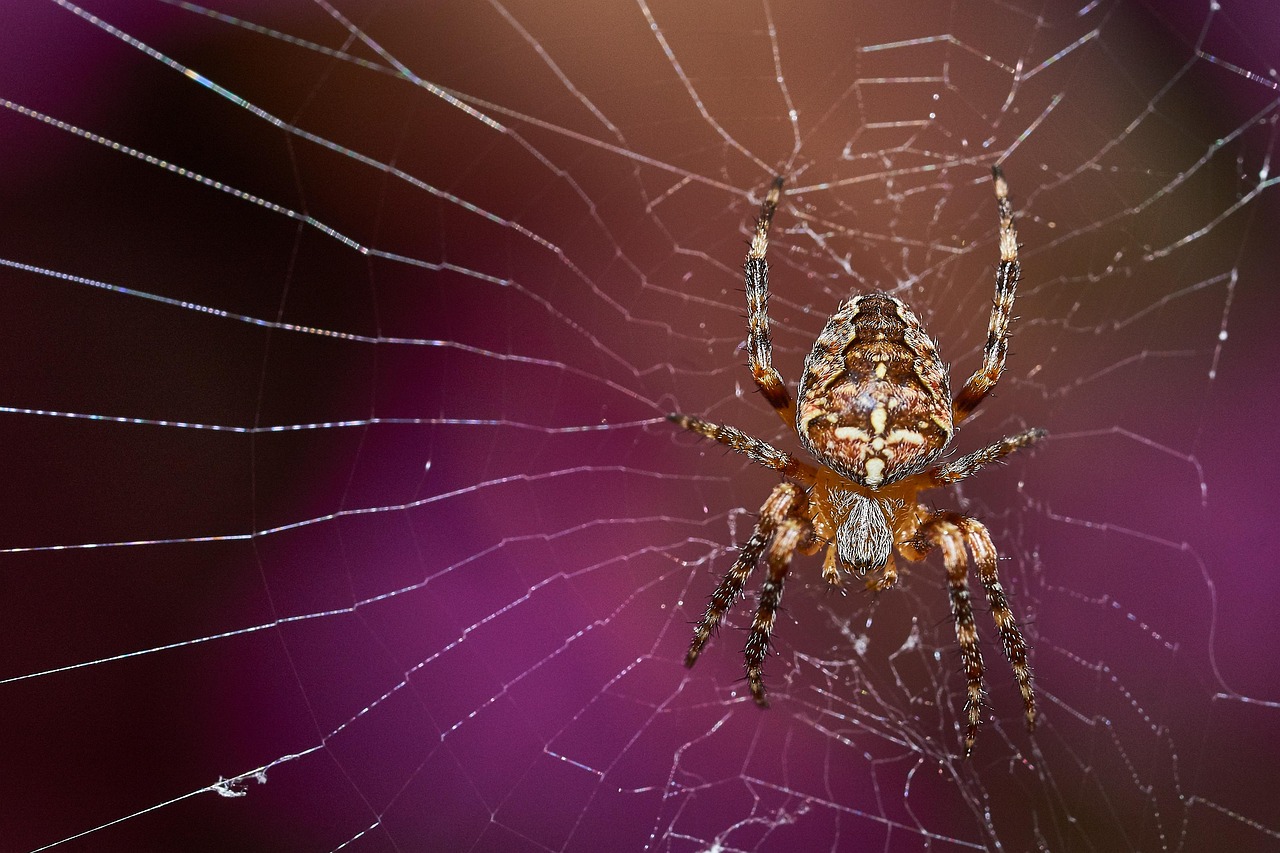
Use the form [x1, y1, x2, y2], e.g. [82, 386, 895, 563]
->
[795, 293, 953, 488]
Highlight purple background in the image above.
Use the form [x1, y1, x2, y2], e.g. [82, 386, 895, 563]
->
[1, 1, 1278, 850]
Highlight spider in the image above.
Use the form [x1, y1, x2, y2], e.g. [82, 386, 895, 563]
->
[669, 167, 1043, 756]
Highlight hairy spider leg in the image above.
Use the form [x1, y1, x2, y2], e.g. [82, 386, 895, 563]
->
[745, 514, 815, 706]
[744, 177, 795, 426]
[909, 510, 1036, 756]
[666, 413, 817, 484]
[685, 482, 807, 670]
[950, 513, 1037, 735]
[953, 166, 1022, 425]
[929, 427, 1046, 487]
[911, 514, 987, 756]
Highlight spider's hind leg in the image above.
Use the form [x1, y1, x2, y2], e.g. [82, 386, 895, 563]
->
[744, 177, 796, 426]
[953, 166, 1022, 425]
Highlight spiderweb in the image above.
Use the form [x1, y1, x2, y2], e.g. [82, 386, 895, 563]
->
[3, 0, 1279, 850]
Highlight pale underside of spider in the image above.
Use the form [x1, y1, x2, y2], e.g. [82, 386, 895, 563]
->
[669, 168, 1044, 756]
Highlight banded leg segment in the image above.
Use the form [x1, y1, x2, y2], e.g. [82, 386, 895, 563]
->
[667, 413, 816, 484]
[744, 515, 814, 706]
[916, 515, 987, 756]
[929, 427, 1046, 487]
[915, 509, 1037, 756]
[953, 166, 1022, 425]
[744, 177, 794, 424]
[685, 482, 806, 668]
[949, 513, 1036, 735]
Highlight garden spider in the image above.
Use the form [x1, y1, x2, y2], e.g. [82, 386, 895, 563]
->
[670, 167, 1043, 756]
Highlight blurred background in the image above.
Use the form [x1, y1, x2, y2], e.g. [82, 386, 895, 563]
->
[2, 0, 1278, 849]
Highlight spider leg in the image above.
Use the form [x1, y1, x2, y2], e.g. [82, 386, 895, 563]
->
[953, 166, 1022, 426]
[913, 510, 1037, 755]
[948, 513, 1037, 736]
[744, 514, 814, 706]
[667, 413, 817, 484]
[928, 427, 1046, 487]
[686, 482, 806, 670]
[914, 515, 987, 757]
[744, 177, 796, 426]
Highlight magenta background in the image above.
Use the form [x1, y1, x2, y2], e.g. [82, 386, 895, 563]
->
[1, 1, 1278, 851]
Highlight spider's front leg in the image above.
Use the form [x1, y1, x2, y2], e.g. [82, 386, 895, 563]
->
[685, 481, 814, 707]
[910, 510, 1036, 756]
[744, 512, 815, 705]
[686, 482, 806, 669]
[910, 514, 987, 756]
[951, 513, 1036, 733]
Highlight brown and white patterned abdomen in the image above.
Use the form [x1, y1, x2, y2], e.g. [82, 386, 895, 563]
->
[795, 293, 953, 488]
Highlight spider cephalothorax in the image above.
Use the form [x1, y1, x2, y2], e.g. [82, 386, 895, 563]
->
[669, 168, 1043, 756]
